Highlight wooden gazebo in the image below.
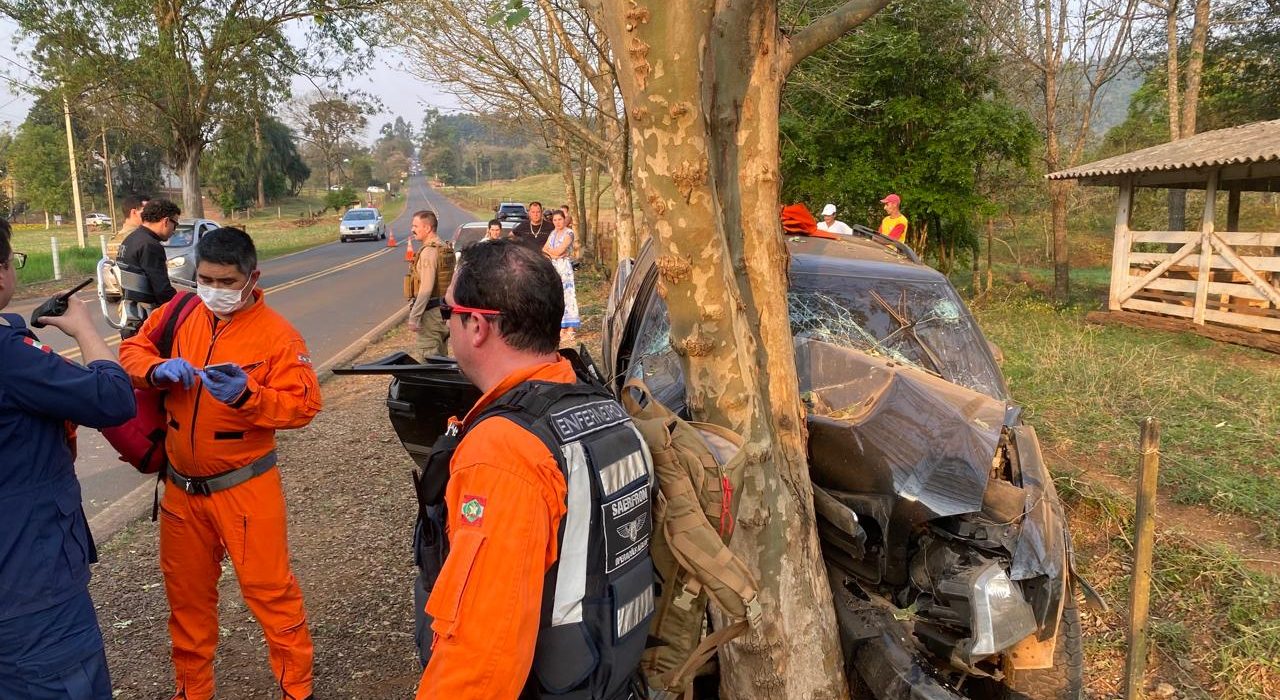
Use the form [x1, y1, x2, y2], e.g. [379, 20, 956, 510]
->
[1049, 119, 1280, 351]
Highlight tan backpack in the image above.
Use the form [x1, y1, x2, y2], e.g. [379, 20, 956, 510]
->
[620, 380, 761, 696]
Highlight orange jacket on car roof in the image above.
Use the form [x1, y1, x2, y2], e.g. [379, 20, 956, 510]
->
[119, 290, 322, 477]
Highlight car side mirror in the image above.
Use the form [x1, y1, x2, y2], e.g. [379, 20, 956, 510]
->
[987, 340, 1004, 365]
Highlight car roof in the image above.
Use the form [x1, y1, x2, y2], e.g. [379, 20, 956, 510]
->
[344, 207, 378, 214]
[787, 235, 946, 283]
[459, 220, 517, 228]
[498, 202, 525, 207]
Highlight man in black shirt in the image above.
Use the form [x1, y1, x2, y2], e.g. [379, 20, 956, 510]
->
[116, 199, 181, 305]
[509, 201, 554, 252]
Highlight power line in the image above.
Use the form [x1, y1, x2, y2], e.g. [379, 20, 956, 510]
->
[0, 54, 41, 78]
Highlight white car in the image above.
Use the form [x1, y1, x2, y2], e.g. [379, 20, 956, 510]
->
[339, 207, 386, 242]
[85, 212, 113, 227]
[366, 185, 386, 193]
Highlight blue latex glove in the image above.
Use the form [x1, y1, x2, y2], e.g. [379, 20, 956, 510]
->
[153, 358, 197, 389]
[200, 363, 249, 405]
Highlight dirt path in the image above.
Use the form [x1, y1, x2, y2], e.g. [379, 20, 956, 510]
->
[1044, 445, 1280, 579]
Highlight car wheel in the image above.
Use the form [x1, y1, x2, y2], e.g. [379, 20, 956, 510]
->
[341, 236, 348, 243]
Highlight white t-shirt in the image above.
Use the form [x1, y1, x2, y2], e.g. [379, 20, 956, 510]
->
[817, 219, 853, 236]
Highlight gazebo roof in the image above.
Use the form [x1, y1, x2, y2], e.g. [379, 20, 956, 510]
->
[1047, 119, 1280, 190]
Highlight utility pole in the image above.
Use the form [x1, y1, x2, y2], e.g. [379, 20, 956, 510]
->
[61, 92, 86, 247]
[101, 128, 116, 228]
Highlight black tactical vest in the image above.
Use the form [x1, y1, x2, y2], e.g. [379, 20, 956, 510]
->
[413, 359, 654, 700]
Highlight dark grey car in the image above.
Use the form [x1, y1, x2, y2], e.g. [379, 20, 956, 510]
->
[602, 234, 1087, 700]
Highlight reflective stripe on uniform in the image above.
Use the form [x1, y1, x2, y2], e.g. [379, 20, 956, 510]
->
[627, 423, 656, 489]
[551, 440, 593, 626]
[599, 450, 648, 497]
[616, 586, 655, 639]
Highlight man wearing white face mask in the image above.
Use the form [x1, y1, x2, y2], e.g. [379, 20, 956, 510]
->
[119, 227, 322, 700]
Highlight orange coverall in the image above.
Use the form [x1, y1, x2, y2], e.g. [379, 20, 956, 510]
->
[119, 290, 322, 700]
[416, 358, 573, 700]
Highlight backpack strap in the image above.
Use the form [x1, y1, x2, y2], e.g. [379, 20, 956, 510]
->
[144, 290, 199, 521]
[151, 291, 200, 359]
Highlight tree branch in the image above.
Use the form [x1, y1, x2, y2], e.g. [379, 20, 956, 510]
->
[783, 0, 892, 76]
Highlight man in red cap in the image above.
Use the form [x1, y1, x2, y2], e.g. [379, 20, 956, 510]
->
[878, 194, 908, 242]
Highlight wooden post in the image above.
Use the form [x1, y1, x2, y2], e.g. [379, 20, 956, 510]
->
[1226, 188, 1241, 233]
[1124, 417, 1161, 700]
[1193, 171, 1218, 325]
[1109, 176, 1135, 311]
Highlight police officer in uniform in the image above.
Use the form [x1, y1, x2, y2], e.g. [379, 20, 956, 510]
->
[414, 239, 654, 699]
[0, 217, 136, 698]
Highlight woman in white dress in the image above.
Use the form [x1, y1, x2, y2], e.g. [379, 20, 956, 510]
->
[543, 209, 580, 343]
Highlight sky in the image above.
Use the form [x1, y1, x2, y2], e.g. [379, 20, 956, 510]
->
[0, 16, 461, 143]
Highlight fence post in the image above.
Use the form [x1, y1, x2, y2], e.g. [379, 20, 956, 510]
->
[1123, 417, 1161, 700]
[99, 234, 108, 257]
[50, 237, 62, 281]
[277, 206, 281, 219]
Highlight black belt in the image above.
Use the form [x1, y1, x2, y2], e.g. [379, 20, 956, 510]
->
[168, 450, 277, 496]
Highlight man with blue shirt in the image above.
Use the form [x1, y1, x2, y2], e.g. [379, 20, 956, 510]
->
[0, 217, 136, 699]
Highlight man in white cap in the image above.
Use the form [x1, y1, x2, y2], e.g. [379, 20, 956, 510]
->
[816, 203, 853, 236]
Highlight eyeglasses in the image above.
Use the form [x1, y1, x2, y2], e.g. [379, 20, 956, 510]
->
[167, 217, 180, 226]
[6, 252, 26, 270]
[439, 302, 502, 321]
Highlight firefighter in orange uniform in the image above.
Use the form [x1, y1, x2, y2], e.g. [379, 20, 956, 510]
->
[119, 227, 321, 700]
[414, 240, 653, 700]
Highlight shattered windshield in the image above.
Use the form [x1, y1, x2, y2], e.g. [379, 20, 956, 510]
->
[788, 274, 1008, 400]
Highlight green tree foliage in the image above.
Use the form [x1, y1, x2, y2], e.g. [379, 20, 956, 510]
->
[779, 0, 1035, 269]
[418, 109, 551, 185]
[323, 186, 358, 213]
[0, 0, 380, 217]
[1102, 1, 1280, 155]
[205, 118, 310, 211]
[8, 122, 69, 215]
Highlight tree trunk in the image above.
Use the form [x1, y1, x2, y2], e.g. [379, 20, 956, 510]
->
[1165, 0, 1187, 232]
[179, 141, 205, 218]
[596, 1, 848, 697]
[1042, 20, 1070, 305]
[1165, 0, 1180, 139]
[255, 116, 267, 209]
[606, 134, 638, 263]
[1181, 0, 1210, 139]
[1050, 178, 1071, 303]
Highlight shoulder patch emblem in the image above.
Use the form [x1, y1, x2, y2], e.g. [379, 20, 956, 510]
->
[297, 353, 312, 365]
[460, 496, 486, 526]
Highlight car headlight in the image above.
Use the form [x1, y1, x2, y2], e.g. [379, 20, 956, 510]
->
[968, 563, 1038, 658]
[167, 256, 186, 269]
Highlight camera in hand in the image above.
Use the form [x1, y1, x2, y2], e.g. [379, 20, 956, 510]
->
[30, 278, 94, 328]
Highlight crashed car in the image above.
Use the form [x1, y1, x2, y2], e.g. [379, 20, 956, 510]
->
[601, 233, 1085, 699]
[339, 229, 1087, 699]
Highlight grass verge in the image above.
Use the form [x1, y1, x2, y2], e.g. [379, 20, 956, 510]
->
[1058, 472, 1280, 698]
[972, 284, 1280, 540]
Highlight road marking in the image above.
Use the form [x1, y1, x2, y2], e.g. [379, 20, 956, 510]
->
[58, 243, 402, 361]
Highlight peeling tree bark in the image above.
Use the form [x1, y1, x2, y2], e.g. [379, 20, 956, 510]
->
[588, 0, 888, 696]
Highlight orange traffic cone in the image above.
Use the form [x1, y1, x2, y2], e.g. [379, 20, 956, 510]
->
[404, 238, 415, 261]
[387, 229, 397, 247]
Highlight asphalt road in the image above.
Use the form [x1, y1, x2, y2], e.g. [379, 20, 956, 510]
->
[6, 177, 480, 533]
